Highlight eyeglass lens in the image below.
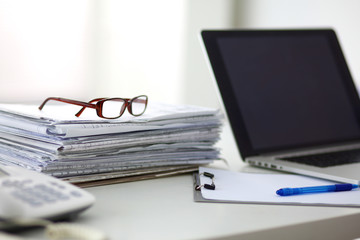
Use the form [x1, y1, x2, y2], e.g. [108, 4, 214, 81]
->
[131, 95, 147, 116]
[101, 96, 147, 118]
[102, 99, 126, 118]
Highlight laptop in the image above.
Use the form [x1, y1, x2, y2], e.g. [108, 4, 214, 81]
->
[201, 29, 360, 184]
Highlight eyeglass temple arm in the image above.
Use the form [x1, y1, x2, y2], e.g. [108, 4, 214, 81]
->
[39, 97, 96, 111]
[75, 98, 107, 117]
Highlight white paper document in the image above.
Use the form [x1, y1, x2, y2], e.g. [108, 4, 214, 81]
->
[0, 102, 220, 137]
[198, 167, 360, 207]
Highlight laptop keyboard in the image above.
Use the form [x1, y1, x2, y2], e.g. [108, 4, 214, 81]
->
[279, 149, 360, 168]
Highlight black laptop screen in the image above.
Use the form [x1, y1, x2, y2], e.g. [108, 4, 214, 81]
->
[202, 30, 360, 157]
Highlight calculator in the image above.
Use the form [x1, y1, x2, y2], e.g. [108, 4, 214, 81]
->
[0, 164, 95, 227]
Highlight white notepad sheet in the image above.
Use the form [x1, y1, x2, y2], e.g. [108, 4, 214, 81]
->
[199, 167, 360, 207]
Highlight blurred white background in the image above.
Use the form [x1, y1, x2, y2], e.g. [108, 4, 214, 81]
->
[0, 0, 360, 108]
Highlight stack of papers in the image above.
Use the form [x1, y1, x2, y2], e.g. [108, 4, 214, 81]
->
[0, 102, 222, 186]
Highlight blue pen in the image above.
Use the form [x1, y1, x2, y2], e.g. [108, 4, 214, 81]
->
[276, 183, 359, 196]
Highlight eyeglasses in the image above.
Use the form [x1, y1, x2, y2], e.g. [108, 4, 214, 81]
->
[39, 95, 148, 119]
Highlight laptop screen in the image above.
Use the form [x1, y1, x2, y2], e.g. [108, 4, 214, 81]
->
[202, 29, 360, 158]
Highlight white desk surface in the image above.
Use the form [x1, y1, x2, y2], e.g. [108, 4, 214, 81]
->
[15, 123, 360, 240]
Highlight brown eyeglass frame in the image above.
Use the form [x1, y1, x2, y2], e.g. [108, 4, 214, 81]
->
[38, 95, 148, 119]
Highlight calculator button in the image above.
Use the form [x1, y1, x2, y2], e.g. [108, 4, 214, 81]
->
[2, 180, 20, 188]
[33, 184, 70, 201]
[2, 179, 33, 188]
[2, 180, 14, 187]
[11, 191, 43, 207]
[35, 192, 58, 203]
[49, 181, 66, 190]
[70, 191, 82, 198]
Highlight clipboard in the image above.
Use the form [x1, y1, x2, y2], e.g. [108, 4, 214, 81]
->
[193, 167, 360, 207]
